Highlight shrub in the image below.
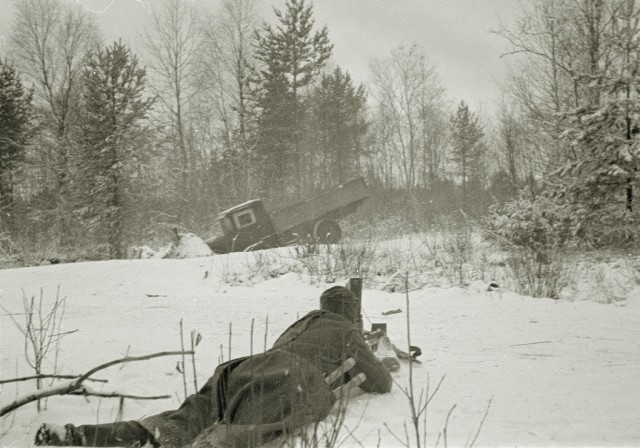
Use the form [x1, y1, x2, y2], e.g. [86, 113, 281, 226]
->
[485, 192, 575, 252]
[506, 248, 573, 299]
[424, 223, 475, 287]
[484, 193, 578, 299]
[293, 239, 377, 283]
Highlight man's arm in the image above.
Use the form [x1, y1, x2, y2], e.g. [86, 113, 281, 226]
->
[346, 331, 392, 394]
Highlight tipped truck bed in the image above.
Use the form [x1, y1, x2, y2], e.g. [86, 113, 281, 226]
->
[270, 178, 369, 236]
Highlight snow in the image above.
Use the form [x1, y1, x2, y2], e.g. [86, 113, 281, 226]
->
[1, 244, 640, 447]
[130, 229, 213, 259]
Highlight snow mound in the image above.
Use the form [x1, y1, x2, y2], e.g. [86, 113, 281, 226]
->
[167, 229, 213, 259]
[130, 228, 213, 259]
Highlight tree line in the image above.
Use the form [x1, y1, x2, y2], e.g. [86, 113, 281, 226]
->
[1, 0, 638, 261]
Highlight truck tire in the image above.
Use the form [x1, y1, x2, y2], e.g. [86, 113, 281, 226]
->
[313, 219, 342, 244]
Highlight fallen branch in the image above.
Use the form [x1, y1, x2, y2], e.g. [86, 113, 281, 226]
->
[0, 374, 108, 385]
[0, 350, 193, 417]
[68, 389, 171, 401]
[508, 340, 552, 347]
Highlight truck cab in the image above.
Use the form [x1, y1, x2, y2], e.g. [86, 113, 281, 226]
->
[206, 199, 278, 253]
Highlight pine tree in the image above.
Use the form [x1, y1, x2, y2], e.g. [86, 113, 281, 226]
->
[307, 67, 367, 187]
[253, 0, 332, 198]
[0, 59, 34, 226]
[450, 101, 485, 212]
[78, 41, 155, 259]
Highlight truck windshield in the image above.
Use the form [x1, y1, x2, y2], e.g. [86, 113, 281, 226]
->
[207, 220, 225, 240]
[220, 216, 233, 233]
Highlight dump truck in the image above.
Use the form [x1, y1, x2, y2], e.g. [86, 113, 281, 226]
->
[206, 178, 369, 253]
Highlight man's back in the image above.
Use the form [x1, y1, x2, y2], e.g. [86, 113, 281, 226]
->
[272, 310, 392, 393]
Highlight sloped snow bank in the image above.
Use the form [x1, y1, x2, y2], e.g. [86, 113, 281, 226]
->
[1, 253, 639, 447]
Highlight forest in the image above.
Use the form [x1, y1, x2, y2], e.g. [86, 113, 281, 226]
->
[1, 0, 639, 264]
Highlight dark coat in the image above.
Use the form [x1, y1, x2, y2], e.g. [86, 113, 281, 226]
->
[272, 310, 392, 394]
[103, 311, 391, 447]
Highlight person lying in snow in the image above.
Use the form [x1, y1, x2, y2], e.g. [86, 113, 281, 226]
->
[34, 286, 393, 447]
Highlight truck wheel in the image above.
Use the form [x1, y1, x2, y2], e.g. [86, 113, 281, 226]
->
[314, 219, 342, 244]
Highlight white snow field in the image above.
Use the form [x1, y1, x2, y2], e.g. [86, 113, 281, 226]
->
[1, 247, 640, 447]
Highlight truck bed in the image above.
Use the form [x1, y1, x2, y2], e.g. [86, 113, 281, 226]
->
[270, 178, 369, 234]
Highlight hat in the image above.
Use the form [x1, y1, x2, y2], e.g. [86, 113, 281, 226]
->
[320, 286, 359, 322]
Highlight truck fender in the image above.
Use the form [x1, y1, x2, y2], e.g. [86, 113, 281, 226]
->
[313, 218, 342, 244]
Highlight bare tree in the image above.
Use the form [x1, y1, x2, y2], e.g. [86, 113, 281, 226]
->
[495, 0, 623, 170]
[367, 106, 397, 191]
[369, 44, 447, 192]
[197, 0, 259, 203]
[142, 0, 205, 220]
[495, 99, 527, 187]
[420, 105, 449, 187]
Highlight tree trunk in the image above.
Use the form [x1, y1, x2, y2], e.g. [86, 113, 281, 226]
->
[627, 176, 633, 212]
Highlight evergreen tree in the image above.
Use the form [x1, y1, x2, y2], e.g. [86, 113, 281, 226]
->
[0, 59, 34, 225]
[307, 67, 367, 187]
[450, 101, 485, 212]
[549, 0, 640, 245]
[497, 0, 640, 246]
[253, 0, 332, 198]
[78, 41, 155, 259]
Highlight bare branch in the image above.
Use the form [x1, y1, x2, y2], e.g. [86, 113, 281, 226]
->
[0, 351, 193, 416]
[0, 374, 107, 385]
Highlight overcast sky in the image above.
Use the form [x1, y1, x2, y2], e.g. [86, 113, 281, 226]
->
[0, 0, 525, 115]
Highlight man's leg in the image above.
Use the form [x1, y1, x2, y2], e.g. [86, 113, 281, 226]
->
[34, 421, 156, 447]
[34, 357, 249, 447]
[139, 356, 249, 447]
[34, 390, 210, 448]
[189, 350, 337, 448]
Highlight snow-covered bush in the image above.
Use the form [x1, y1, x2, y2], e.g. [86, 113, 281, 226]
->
[484, 194, 577, 299]
[485, 193, 575, 252]
[505, 249, 573, 300]
[486, 188, 638, 250]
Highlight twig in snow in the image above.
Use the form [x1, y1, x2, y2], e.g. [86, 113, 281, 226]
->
[228, 322, 232, 361]
[250, 318, 255, 356]
[508, 340, 552, 347]
[118, 345, 131, 370]
[190, 330, 201, 391]
[443, 404, 457, 448]
[383, 422, 406, 447]
[263, 314, 269, 352]
[469, 398, 493, 448]
[179, 319, 188, 399]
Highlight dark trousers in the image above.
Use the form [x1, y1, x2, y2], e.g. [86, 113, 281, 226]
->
[74, 351, 334, 447]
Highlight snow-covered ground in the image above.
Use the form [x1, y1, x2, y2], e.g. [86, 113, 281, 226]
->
[1, 243, 640, 447]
